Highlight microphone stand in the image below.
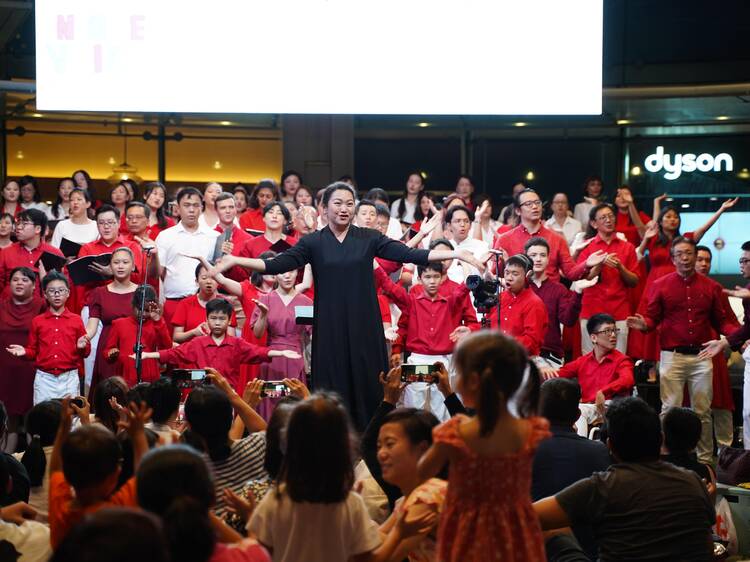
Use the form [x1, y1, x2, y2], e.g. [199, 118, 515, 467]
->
[134, 246, 154, 384]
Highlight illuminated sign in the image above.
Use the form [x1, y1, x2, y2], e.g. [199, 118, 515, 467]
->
[644, 146, 734, 180]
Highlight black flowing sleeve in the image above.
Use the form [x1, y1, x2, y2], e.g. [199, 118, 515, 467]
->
[375, 234, 430, 266]
[262, 235, 312, 275]
[360, 401, 402, 508]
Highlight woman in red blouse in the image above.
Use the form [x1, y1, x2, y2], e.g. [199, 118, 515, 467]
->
[1, 180, 22, 218]
[239, 181, 280, 233]
[143, 182, 176, 240]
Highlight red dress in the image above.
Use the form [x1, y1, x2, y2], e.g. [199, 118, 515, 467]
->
[104, 316, 173, 386]
[0, 296, 46, 415]
[87, 287, 137, 395]
[434, 416, 549, 562]
[237, 281, 270, 388]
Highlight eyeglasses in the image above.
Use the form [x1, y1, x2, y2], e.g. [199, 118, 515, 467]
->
[15, 221, 34, 228]
[596, 214, 616, 222]
[97, 220, 118, 227]
[45, 288, 69, 296]
[740, 258, 750, 265]
[519, 200, 542, 209]
[594, 328, 620, 336]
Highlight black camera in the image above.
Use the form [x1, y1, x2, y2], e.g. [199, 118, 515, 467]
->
[466, 275, 500, 311]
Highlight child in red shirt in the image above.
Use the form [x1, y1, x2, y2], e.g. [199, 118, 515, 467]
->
[105, 284, 173, 386]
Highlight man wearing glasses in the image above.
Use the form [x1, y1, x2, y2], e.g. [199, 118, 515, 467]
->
[576, 203, 639, 354]
[702, 240, 750, 448]
[627, 236, 740, 462]
[546, 312, 634, 435]
[493, 188, 605, 283]
[0, 208, 63, 297]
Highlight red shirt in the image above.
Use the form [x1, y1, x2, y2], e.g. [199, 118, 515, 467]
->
[239, 209, 265, 233]
[643, 271, 741, 349]
[23, 309, 90, 374]
[529, 278, 582, 357]
[615, 210, 650, 246]
[576, 234, 639, 320]
[557, 348, 634, 402]
[488, 286, 548, 356]
[105, 316, 173, 386]
[0, 242, 64, 296]
[375, 268, 478, 355]
[171, 294, 237, 334]
[240, 234, 298, 259]
[494, 223, 587, 283]
[377, 294, 392, 324]
[159, 334, 270, 390]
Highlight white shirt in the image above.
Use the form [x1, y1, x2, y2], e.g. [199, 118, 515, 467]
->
[22, 202, 52, 219]
[390, 198, 417, 224]
[156, 222, 219, 298]
[50, 219, 99, 248]
[545, 215, 583, 246]
[248, 489, 381, 562]
[573, 200, 595, 227]
[387, 216, 403, 240]
[0, 519, 51, 562]
[447, 236, 488, 284]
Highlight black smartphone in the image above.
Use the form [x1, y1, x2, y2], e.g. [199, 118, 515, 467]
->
[70, 397, 85, 409]
[261, 381, 289, 398]
[400, 364, 439, 384]
[171, 369, 209, 388]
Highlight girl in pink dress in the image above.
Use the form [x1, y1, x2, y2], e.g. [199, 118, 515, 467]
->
[418, 331, 549, 562]
[250, 268, 312, 420]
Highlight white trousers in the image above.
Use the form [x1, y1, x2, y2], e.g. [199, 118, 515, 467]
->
[580, 319, 629, 354]
[33, 369, 80, 404]
[659, 351, 713, 463]
[401, 353, 453, 422]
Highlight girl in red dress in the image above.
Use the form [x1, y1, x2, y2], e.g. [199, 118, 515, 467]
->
[0, 267, 46, 449]
[417, 331, 549, 562]
[104, 285, 172, 386]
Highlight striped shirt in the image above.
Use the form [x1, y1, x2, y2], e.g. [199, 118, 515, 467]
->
[209, 433, 267, 516]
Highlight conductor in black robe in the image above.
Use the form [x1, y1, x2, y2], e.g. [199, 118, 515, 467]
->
[216, 182, 486, 429]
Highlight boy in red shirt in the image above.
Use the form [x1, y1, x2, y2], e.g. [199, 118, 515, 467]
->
[6, 271, 90, 403]
[551, 313, 634, 434]
[139, 298, 300, 392]
[48, 398, 151, 548]
[375, 261, 478, 420]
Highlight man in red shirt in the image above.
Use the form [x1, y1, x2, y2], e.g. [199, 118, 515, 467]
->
[493, 189, 603, 283]
[627, 236, 740, 462]
[0, 209, 63, 296]
[552, 313, 634, 434]
[375, 261, 478, 420]
[214, 192, 251, 282]
[6, 271, 90, 403]
[140, 298, 300, 392]
[488, 254, 548, 357]
[577, 203, 639, 354]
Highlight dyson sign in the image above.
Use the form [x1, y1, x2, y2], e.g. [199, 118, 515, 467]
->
[644, 146, 734, 180]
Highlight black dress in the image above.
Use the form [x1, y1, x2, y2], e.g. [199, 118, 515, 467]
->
[262, 226, 430, 429]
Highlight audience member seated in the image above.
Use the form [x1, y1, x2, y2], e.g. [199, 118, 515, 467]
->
[137, 445, 271, 562]
[661, 406, 715, 482]
[549, 313, 634, 434]
[49, 507, 168, 562]
[532, 378, 610, 560]
[143, 377, 181, 445]
[0, 501, 50, 562]
[534, 397, 716, 562]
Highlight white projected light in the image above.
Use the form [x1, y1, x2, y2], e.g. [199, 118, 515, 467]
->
[35, 0, 602, 115]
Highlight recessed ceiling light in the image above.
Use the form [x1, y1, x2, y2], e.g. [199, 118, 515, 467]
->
[220, 121, 232, 126]
[709, 196, 718, 201]
[665, 197, 674, 202]
[630, 166, 642, 176]
[213, 160, 222, 170]
[31, 113, 43, 118]
[681, 203, 690, 209]
[716, 116, 730, 121]
[417, 122, 430, 128]
[122, 117, 133, 123]
[513, 122, 527, 127]
[525, 171, 535, 181]
[419, 171, 428, 179]
[616, 119, 631, 125]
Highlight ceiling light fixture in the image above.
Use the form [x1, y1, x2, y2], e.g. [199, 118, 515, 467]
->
[616, 119, 631, 125]
[417, 122, 431, 128]
[716, 116, 730, 121]
[513, 122, 527, 127]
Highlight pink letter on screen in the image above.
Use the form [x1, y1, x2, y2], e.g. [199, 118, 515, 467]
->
[57, 15, 74, 40]
[94, 44, 102, 73]
[131, 15, 145, 40]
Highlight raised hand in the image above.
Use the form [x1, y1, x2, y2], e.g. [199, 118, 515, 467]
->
[449, 326, 471, 343]
[134, 235, 156, 251]
[604, 255, 622, 269]
[720, 197, 739, 212]
[434, 362, 452, 397]
[221, 240, 234, 255]
[539, 366, 559, 381]
[70, 396, 91, 424]
[419, 212, 442, 235]
[117, 401, 154, 436]
[283, 378, 310, 399]
[241, 378, 263, 408]
[626, 313, 648, 332]
[654, 193, 668, 204]
[570, 235, 594, 257]
[394, 504, 438, 540]
[147, 301, 163, 322]
[252, 299, 269, 315]
[379, 367, 405, 405]
[223, 488, 255, 525]
[725, 286, 750, 299]
[206, 368, 233, 395]
[585, 250, 608, 268]
[277, 350, 302, 360]
[643, 221, 659, 240]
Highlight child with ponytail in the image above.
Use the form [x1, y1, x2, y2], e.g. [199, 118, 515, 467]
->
[417, 331, 550, 562]
[17, 400, 61, 522]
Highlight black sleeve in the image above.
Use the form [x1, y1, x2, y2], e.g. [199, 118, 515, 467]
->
[360, 401, 401, 508]
[262, 235, 312, 275]
[375, 234, 431, 266]
[443, 393, 467, 417]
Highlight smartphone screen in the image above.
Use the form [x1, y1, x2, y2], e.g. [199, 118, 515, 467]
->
[190, 369, 207, 381]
